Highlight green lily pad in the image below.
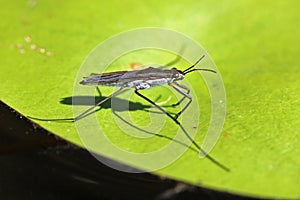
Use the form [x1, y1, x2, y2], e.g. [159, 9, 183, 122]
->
[0, 0, 299, 199]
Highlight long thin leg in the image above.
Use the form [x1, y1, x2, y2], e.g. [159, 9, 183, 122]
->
[170, 82, 190, 106]
[134, 89, 229, 172]
[27, 87, 125, 122]
[72, 87, 125, 121]
[169, 82, 192, 119]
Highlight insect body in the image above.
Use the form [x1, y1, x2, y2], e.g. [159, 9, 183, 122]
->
[80, 67, 184, 89]
[76, 52, 216, 122]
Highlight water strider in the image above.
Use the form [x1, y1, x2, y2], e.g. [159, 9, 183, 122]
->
[75, 51, 215, 121]
[30, 51, 230, 171]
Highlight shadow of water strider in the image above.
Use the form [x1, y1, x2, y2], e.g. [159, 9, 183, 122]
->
[60, 95, 152, 112]
[60, 94, 199, 153]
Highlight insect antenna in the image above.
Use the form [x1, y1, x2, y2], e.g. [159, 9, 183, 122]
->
[182, 50, 210, 73]
[183, 68, 216, 75]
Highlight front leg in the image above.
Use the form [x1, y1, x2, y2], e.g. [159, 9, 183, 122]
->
[169, 82, 190, 107]
[169, 82, 192, 119]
